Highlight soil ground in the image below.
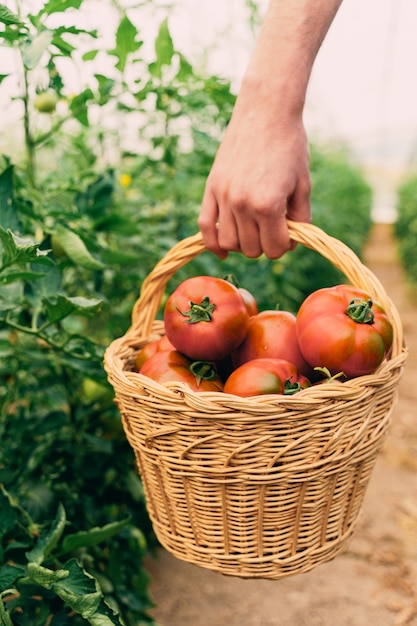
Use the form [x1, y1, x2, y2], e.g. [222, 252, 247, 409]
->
[144, 223, 417, 626]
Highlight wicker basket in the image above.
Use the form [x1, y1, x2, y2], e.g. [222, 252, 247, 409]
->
[104, 221, 407, 579]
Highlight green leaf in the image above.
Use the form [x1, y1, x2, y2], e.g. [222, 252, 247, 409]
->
[0, 227, 49, 268]
[51, 225, 105, 270]
[0, 487, 18, 538]
[23, 562, 69, 588]
[43, 294, 102, 324]
[61, 517, 131, 553]
[153, 18, 174, 77]
[0, 564, 25, 590]
[94, 74, 115, 105]
[53, 559, 101, 617]
[51, 31, 76, 56]
[100, 248, 140, 264]
[22, 29, 53, 70]
[75, 173, 115, 217]
[0, 268, 45, 285]
[25, 504, 66, 565]
[0, 5, 23, 26]
[23, 556, 117, 626]
[50, 26, 97, 57]
[83, 49, 99, 61]
[111, 15, 142, 73]
[176, 53, 193, 81]
[19, 538, 124, 623]
[88, 609, 122, 626]
[0, 165, 20, 232]
[40, 0, 84, 15]
[0, 281, 23, 312]
[69, 87, 94, 126]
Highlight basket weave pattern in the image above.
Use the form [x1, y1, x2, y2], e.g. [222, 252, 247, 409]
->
[105, 221, 406, 579]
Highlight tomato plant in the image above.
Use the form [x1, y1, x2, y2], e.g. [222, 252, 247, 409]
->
[232, 310, 312, 377]
[296, 284, 393, 378]
[140, 350, 224, 391]
[164, 276, 250, 361]
[224, 358, 311, 397]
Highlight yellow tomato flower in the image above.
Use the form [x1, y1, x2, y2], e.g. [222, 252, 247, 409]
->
[119, 173, 132, 188]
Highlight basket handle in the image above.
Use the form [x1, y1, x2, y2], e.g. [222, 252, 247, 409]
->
[129, 221, 404, 358]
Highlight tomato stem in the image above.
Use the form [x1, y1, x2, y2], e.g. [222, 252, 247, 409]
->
[178, 296, 216, 323]
[190, 361, 218, 384]
[314, 366, 346, 382]
[224, 274, 239, 288]
[345, 298, 374, 324]
[283, 379, 302, 395]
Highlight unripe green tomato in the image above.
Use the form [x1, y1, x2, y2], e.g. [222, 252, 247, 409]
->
[34, 90, 58, 113]
[51, 234, 67, 260]
[82, 377, 113, 403]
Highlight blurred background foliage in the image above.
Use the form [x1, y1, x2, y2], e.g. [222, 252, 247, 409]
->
[0, 0, 380, 624]
[395, 174, 417, 288]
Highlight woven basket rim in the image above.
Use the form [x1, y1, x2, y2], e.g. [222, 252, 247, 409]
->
[106, 340, 406, 411]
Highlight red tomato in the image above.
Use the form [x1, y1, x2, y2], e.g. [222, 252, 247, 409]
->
[140, 350, 224, 392]
[164, 276, 250, 361]
[232, 310, 312, 377]
[296, 284, 393, 379]
[223, 274, 258, 316]
[224, 358, 311, 397]
[238, 287, 259, 317]
[135, 335, 175, 371]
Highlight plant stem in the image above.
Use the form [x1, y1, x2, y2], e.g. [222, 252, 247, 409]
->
[15, 0, 37, 187]
[0, 595, 15, 626]
[4, 315, 95, 360]
[22, 67, 37, 187]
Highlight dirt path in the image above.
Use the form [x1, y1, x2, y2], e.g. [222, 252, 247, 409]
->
[144, 223, 417, 626]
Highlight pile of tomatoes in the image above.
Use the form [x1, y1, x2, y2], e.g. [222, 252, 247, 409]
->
[135, 275, 393, 397]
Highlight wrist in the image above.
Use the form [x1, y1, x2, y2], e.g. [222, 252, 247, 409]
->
[239, 68, 307, 123]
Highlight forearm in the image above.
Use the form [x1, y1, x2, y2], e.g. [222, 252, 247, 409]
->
[242, 0, 343, 119]
[198, 0, 343, 259]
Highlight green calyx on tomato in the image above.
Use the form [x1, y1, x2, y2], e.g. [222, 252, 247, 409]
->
[189, 360, 219, 383]
[178, 296, 216, 323]
[283, 379, 304, 395]
[345, 298, 374, 324]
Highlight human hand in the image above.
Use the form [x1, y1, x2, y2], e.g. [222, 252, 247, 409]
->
[198, 94, 312, 260]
